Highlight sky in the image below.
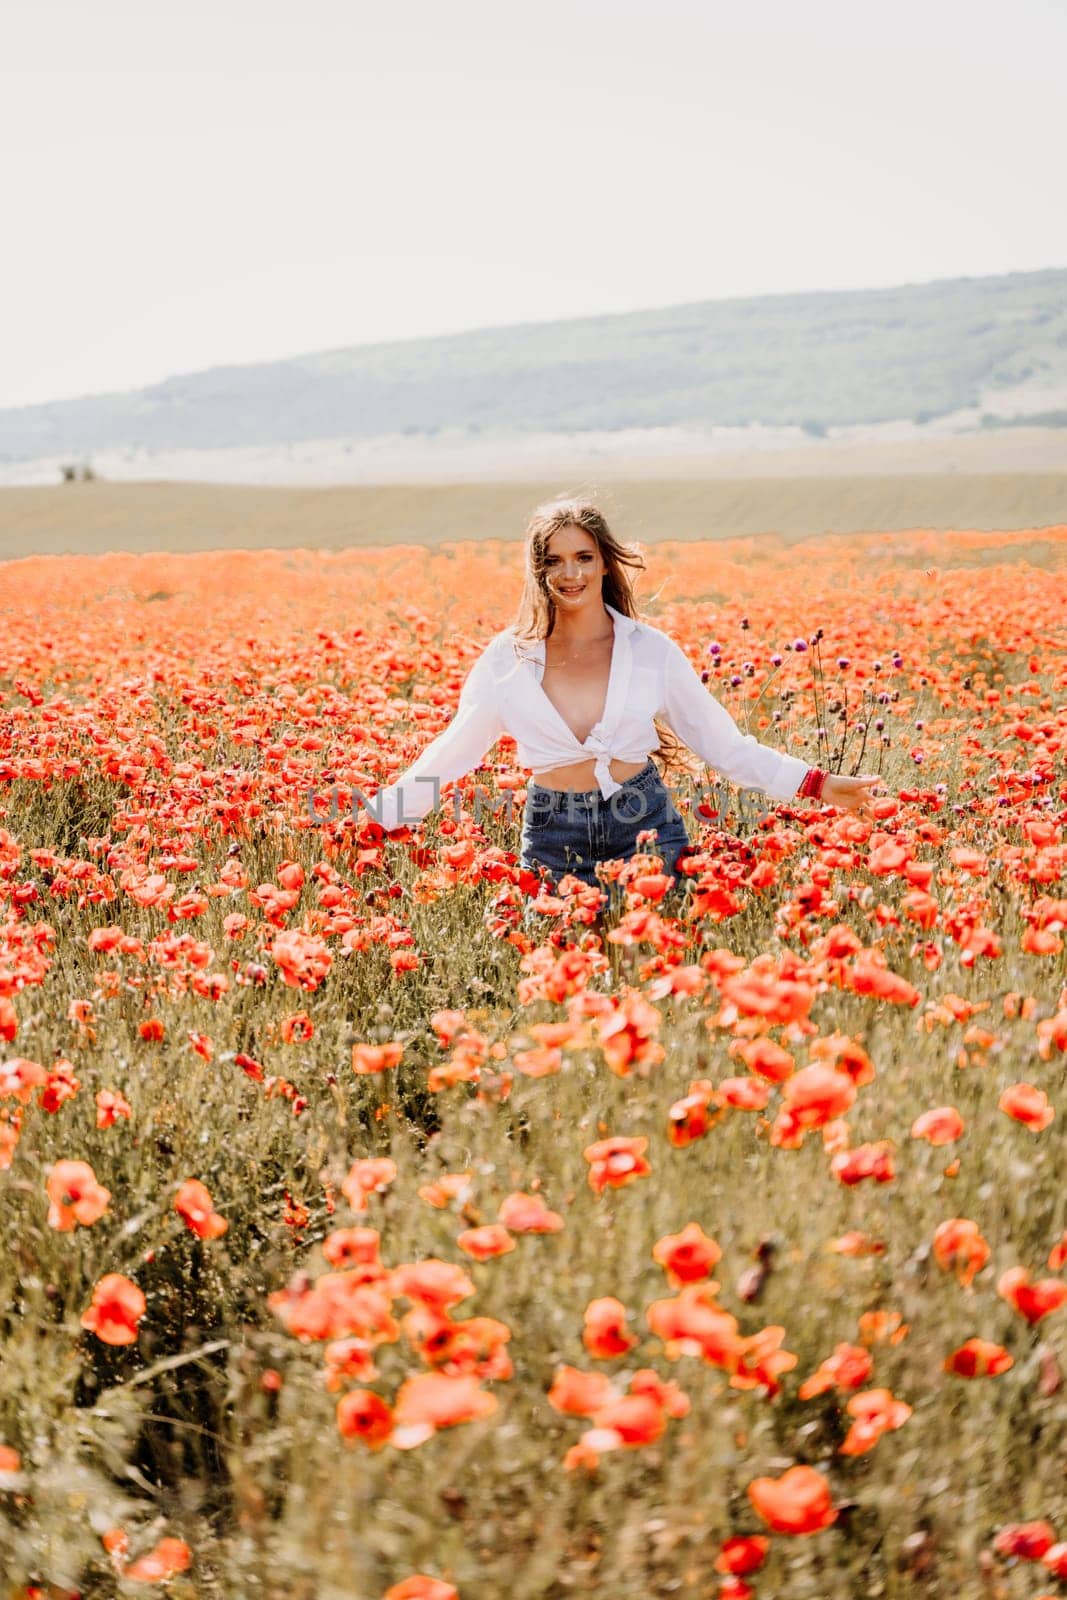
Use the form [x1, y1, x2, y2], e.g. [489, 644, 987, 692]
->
[2, 0, 1065, 411]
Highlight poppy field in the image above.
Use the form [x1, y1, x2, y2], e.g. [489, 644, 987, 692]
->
[1, 524, 1067, 1599]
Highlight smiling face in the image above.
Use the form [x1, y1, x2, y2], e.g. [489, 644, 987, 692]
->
[541, 522, 607, 613]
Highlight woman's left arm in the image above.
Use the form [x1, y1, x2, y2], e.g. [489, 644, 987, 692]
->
[660, 636, 881, 816]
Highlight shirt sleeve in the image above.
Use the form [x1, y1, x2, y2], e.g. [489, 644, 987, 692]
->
[370, 644, 506, 832]
[660, 637, 811, 802]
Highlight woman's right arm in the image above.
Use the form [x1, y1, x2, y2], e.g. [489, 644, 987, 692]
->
[371, 645, 505, 833]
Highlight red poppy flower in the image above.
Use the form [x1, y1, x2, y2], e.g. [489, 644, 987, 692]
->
[383, 1578, 458, 1600]
[342, 1157, 398, 1211]
[944, 1338, 1013, 1378]
[390, 1371, 498, 1443]
[992, 1521, 1056, 1560]
[714, 1535, 770, 1575]
[932, 1219, 990, 1287]
[997, 1266, 1067, 1324]
[998, 1082, 1055, 1131]
[830, 1141, 895, 1186]
[45, 1159, 110, 1231]
[321, 1226, 383, 1267]
[81, 1274, 146, 1345]
[729, 1036, 795, 1083]
[547, 1364, 618, 1416]
[653, 1222, 723, 1286]
[589, 1391, 667, 1448]
[666, 1079, 724, 1146]
[174, 1178, 228, 1240]
[747, 1464, 838, 1535]
[911, 1106, 965, 1145]
[351, 1040, 404, 1075]
[496, 1191, 564, 1232]
[336, 1387, 394, 1448]
[95, 1088, 133, 1128]
[770, 1065, 856, 1149]
[123, 1536, 192, 1582]
[582, 1134, 651, 1194]
[838, 1386, 912, 1455]
[717, 1076, 772, 1110]
[456, 1223, 515, 1261]
[583, 1297, 639, 1359]
[798, 1342, 873, 1399]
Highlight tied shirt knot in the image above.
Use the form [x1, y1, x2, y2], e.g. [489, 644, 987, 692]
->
[584, 728, 622, 798]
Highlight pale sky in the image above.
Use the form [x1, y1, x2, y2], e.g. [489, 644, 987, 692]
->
[3, 0, 1065, 411]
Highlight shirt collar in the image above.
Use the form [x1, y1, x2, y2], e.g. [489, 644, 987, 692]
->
[524, 602, 638, 660]
[604, 603, 640, 634]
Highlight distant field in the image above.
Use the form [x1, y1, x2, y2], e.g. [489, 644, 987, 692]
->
[5, 471, 1067, 561]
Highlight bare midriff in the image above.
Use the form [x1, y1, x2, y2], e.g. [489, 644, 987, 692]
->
[530, 755, 650, 791]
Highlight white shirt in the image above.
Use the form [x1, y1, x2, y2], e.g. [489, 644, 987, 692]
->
[373, 602, 811, 831]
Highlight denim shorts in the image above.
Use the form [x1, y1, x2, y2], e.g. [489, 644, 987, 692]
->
[520, 757, 692, 912]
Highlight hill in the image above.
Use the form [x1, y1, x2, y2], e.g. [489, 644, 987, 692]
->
[1, 267, 1065, 462]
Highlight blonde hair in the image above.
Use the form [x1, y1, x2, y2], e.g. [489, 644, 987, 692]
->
[510, 496, 699, 783]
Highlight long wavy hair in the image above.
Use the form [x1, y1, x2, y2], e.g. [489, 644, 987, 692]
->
[510, 496, 700, 783]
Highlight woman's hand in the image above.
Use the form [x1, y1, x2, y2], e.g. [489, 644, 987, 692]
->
[820, 772, 882, 821]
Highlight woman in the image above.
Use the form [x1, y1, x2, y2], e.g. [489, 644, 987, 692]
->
[374, 497, 882, 916]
